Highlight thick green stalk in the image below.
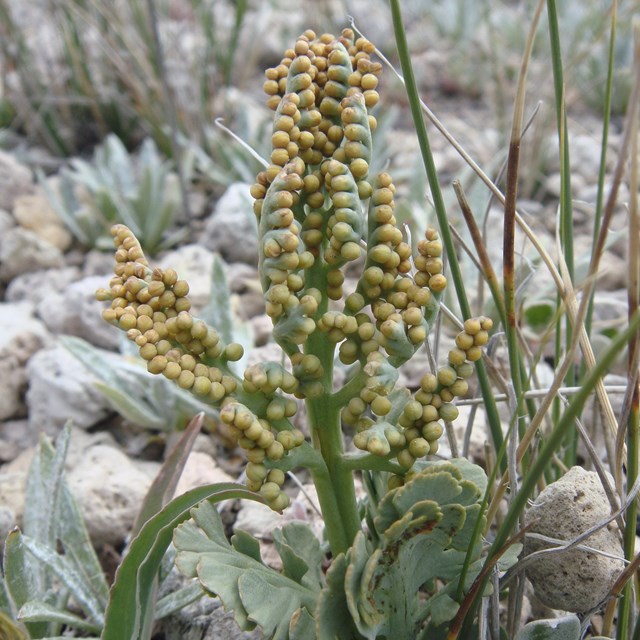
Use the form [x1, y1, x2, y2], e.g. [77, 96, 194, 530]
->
[304, 261, 360, 556]
[389, 0, 504, 462]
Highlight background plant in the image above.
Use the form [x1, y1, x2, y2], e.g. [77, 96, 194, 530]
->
[40, 133, 184, 252]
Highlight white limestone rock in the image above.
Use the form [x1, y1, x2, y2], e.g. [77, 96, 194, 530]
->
[5, 266, 80, 304]
[0, 150, 33, 210]
[174, 451, 234, 497]
[36, 275, 120, 349]
[26, 343, 111, 435]
[0, 227, 64, 281]
[158, 244, 215, 309]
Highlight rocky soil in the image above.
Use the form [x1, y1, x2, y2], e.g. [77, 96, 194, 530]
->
[0, 3, 635, 638]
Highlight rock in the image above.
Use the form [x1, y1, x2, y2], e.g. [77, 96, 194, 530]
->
[66, 443, 155, 546]
[200, 183, 258, 265]
[542, 172, 587, 199]
[13, 189, 73, 251]
[234, 499, 285, 539]
[0, 208, 14, 235]
[0, 149, 33, 210]
[175, 451, 235, 496]
[158, 244, 216, 309]
[26, 343, 111, 435]
[524, 466, 623, 613]
[5, 266, 80, 303]
[0, 419, 39, 454]
[435, 404, 490, 464]
[0, 302, 50, 421]
[82, 249, 116, 277]
[0, 426, 118, 529]
[36, 275, 120, 349]
[0, 227, 64, 281]
[0, 447, 35, 532]
[250, 314, 274, 346]
[158, 568, 262, 640]
[0, 505, 14, 542]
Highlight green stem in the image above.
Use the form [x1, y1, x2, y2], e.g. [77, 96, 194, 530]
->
[584, 0, 617, 340]
[304, 261, 360, 556]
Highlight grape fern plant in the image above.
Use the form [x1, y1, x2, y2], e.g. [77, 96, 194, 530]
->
[97, 28, 500, 640]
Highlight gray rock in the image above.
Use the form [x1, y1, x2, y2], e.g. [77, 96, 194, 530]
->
[524, 466, 623, 613]
[158, 244, 216, 309]
[0, 227, 64, 281]
[0, 149, 33, 210]
[0, 302, 50, 421]
[5, 266, 80, 303]
[37, 275, 120, 349]
[66, 443, 156, 547]
[26, 343, 111, 435]
[82, 249, 116, 277]
[200, 183, 258, 266]
[159, 568, 262, 640]
[0, 208, 14, 235]
[0, 419, 39, 454]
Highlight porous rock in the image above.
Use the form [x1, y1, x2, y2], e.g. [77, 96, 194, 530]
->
[0, 149, 33, 210]
[200, 182, 258, 266]
[0, 227, 64, 281]
[525, 466, 623, 612]
[36, 275, 120, 349]
[26, 343, 111, 435]
[66, 443, 157, 547]
[5, 266, 80, 303]
[0, 302, 50, 420]
[0, 426, 119, 538]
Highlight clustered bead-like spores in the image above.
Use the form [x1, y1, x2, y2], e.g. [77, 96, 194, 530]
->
[97, 225, 244, 405]
[100, 29, 495, 509]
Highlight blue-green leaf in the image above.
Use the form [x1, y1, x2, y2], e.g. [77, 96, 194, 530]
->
[174, 501, 319, 639]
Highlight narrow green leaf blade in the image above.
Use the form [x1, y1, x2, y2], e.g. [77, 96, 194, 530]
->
[102, 483, 266, 640]
[21, 536, 105, 626]
[18, 601, 101, 635]
[154, 582, 203, 620]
